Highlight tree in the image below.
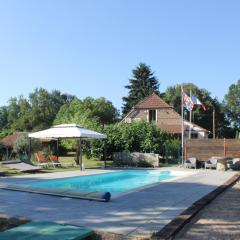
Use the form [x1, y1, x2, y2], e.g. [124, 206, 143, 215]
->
[54, 97, 119, 150]
[0, 106, 8, 130]
[224, 80, 240, 131]
[54, 97, 119, 128]
[0, 88, 74, 138]
[28, 88, 73, 130]
[163, 83, 232, 138]
[122, 63, 160, 115]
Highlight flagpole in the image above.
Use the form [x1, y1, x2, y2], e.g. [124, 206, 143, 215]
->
[181, 85, 184, 165]
[189, 90, 192, 139]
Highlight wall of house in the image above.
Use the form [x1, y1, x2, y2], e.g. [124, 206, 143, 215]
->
[124, 109, 148, 123]
[125, 108, 182, 129]
[156, 108, 182, 127]
[124, 108, 207, 139]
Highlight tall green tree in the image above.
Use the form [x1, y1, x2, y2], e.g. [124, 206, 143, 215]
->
[122, 63, 160, 115]
[54, 97, 119, 128]
[0, 88, 74, 136]
[163, 83, 233, 138]
[0, 106, 8, 130]
[28, 88, 73, 130]
[54, 97, 119, 150]
[224, 80, 240, 131]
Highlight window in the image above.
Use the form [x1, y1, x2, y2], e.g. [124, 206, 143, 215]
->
[149, 110, 156, 122]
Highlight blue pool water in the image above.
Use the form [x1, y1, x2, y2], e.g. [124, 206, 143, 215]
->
[29, 170, 176, 195]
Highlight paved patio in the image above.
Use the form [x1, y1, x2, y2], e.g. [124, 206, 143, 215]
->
[0, 168, 236, 238]
[175, 180, 240, 240]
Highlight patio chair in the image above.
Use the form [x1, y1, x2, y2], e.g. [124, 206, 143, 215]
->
[50, 155, 62, 168]
[184, 157, 197, 169]
[205, 157, 218, 169]
[227, 158, 240, 170]
[35, 152, 50, 168]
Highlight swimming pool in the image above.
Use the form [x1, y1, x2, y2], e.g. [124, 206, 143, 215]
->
[29, 170, 177, 196]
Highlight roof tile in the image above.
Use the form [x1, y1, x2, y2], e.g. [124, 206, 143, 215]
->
[135, 93, 171, 109]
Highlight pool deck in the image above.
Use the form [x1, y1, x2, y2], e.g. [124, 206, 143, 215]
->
[175, 180, 240, 240]
[0, 168, 237, 238]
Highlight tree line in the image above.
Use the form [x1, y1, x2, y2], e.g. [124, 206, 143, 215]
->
[0, 63, 239, 139]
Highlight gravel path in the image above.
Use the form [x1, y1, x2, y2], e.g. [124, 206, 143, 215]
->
[175, 181, 240, 240]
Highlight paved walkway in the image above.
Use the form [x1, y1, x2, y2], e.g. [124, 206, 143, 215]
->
[176, 180, 240, 240]
[0, 168, 236, 238]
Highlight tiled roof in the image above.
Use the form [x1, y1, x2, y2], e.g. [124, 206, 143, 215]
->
[134, 93, 171, 109]
[1, 132, 28, 148]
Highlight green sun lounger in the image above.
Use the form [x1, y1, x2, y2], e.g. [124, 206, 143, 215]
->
[0, 221, 92, 240]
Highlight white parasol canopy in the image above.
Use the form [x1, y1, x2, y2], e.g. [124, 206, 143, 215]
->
[28, 124, 107, 140]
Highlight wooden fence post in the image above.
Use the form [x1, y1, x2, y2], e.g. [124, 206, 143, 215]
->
[224, 138, 226, 157]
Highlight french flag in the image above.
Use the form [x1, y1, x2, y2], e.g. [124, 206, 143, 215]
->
[191, 95, 206, 110]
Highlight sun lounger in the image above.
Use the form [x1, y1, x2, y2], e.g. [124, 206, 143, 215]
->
[1, 162, 41, 173]
[205, 157, 218, 169]
[50, 155, 62, 168]
[184, 157, 197, 169]
[35, 152, 50, 168]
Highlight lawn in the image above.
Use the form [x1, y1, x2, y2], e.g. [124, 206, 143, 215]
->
[0, 153, 113, 176]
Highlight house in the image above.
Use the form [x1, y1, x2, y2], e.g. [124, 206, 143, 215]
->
[122, 93, 208, 139]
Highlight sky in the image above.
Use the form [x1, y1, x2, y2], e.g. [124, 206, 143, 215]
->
[0, 0, 240, 111]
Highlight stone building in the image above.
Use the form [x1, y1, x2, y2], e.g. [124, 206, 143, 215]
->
[122, 93, 208, 139]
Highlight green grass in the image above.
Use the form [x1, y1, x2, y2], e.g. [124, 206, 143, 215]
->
[0, 165, 28, 176]
[0, 154, 113, 176]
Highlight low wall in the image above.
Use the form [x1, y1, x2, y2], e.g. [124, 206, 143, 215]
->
[113, 152, 159, 167]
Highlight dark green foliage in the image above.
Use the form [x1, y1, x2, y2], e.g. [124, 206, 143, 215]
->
[224, 80, 240, 131]
[122, 63, 160, 115]
[91, 121, 172, 159]
[0, 106, 8, 130]
[13, 135, 42, 158]
[163, 83, 232, 138]
[54, 97, 119, 150]
[163, 139, 181, 162]
[54, 97, 119, 127]
[136, 160, 154, 168]
[0, 88, 74, 137]
[42, 147, 52, 161]
[0, 142, 3, 161]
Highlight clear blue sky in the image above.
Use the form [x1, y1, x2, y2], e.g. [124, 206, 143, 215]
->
[0, 0, 239, 111]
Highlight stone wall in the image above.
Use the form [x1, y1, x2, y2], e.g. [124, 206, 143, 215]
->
[113, 152, 159, 167]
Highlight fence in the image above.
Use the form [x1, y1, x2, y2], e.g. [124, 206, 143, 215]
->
[185, 139, 240, 161]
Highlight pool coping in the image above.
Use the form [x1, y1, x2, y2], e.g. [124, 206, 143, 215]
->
[150, 173, 240, 240]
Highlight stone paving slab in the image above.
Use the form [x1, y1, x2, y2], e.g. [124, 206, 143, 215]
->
[175, 179, 240, 240]
[0, 168, 236, 238]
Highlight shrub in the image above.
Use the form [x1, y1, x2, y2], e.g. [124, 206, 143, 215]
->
[137, 160, 153, 168]
[91, 121, 172, 159]
[163, 139, 181, 163]
[0, 142, 3, 161]
[13, 136, 42, 157]
[42, 147, 51, 161]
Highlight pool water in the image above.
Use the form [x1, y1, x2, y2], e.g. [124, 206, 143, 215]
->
[29, 170, 176, 195]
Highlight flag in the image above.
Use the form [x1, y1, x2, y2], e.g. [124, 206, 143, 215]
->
[182, 92, 194, 111]
[191, 95, 206, 110]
